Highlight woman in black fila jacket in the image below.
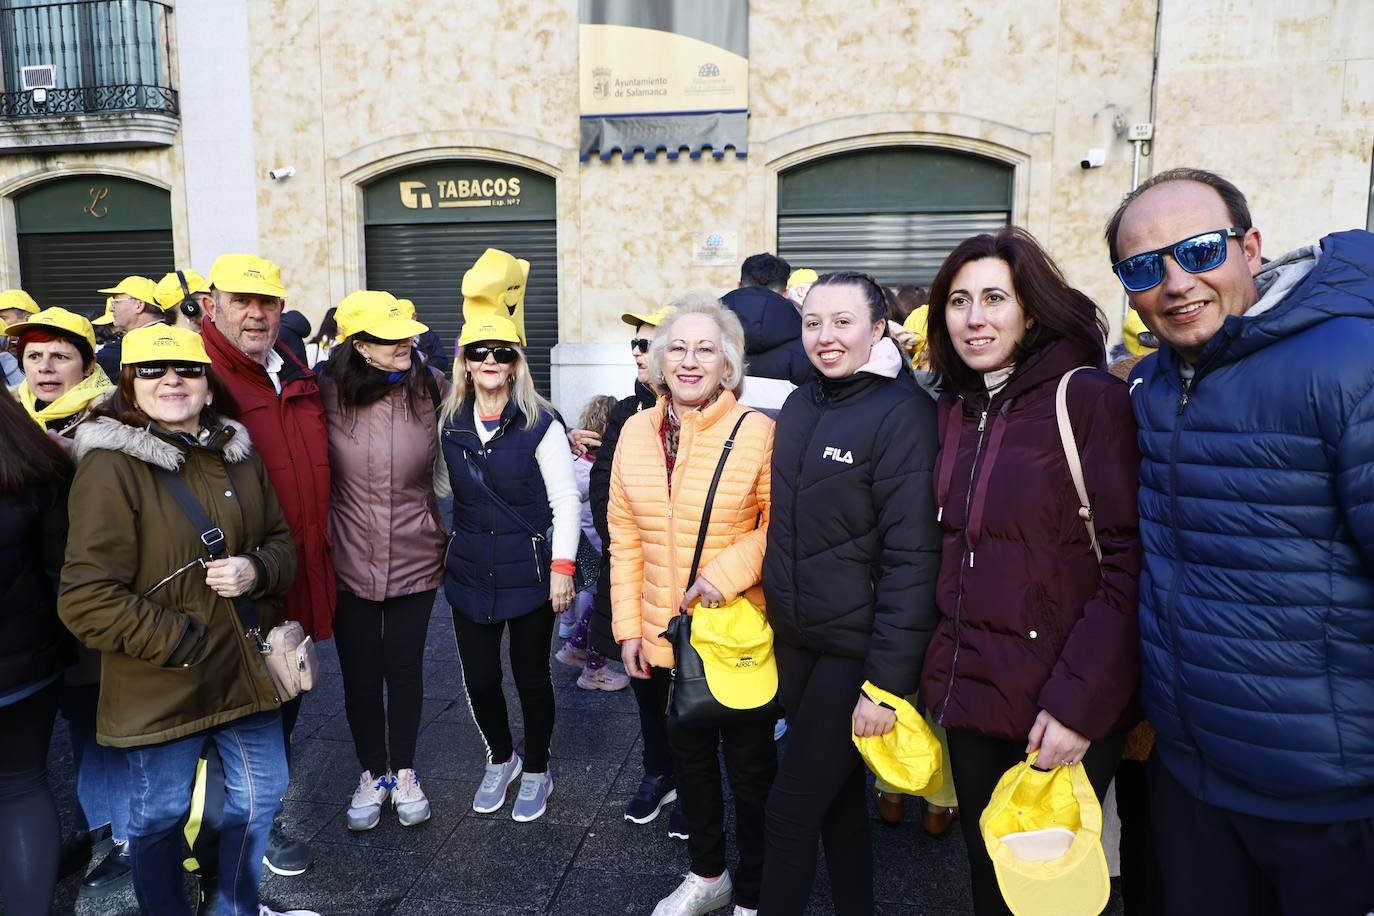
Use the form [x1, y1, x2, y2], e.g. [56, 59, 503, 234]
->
[759, 271, 942, 914]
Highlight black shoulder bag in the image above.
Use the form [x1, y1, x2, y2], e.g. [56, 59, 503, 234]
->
[661, 411, 781, 727]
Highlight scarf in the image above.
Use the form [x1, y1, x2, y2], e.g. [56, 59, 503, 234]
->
[16, 366, 115, 431]
[659, 390, 723, 490]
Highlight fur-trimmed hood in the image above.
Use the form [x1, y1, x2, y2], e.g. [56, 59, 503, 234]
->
[72, 416, 254, 470]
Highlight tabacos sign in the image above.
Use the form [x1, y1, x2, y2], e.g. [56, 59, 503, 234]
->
[398, 175, 523, 211]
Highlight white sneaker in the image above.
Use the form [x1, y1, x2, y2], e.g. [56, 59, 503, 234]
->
[651, 871, 734, 916]
[393, 768, 432, 826]
[472, 754, 522, 813]
[577, 665, 630, 691]
[259, 906, 322, 916]
[346, 769, 392, 831]
[732, 907, 757, 915]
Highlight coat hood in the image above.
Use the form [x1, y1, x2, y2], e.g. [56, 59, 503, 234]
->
[72, 416, 254, 470]
[1161, 230, 1374, 379]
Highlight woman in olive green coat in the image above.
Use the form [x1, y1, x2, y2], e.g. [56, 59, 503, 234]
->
[58, 324, 302, 916]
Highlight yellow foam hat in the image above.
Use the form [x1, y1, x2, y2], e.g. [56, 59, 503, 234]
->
[0, 288, 40, 315]
[335, 290, 430, 342]
[980, 753, 1109, 916]
[788, 268, 819, 288]
[461, 248, 528, 344]
[92, 298, 115, 326]
[120, 324, 212, 366]
[1123, 309, 1156, 357]
[98, 276, 159, 307]
[851, 681, 943, 795]
[154, 270, 211, 311]
[208, 253, 288, 299]
[688, 598, 778, 711]
[4, 306, 97, 355]
[457, 313, 522, 348]
[620, 305, 676, 329]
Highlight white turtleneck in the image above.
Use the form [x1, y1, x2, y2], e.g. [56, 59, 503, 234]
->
[983, 365, 1015, 396]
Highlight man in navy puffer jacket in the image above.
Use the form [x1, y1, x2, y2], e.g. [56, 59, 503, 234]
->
[1108, 167, 1374, 916]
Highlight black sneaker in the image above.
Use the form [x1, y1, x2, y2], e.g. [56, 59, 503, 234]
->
[667, 801, 689, 840]
[195, 875, 219, 916]
[79, 842, 131, 899]
[262, 820, 313, 876]
[624, 773, 677, 824]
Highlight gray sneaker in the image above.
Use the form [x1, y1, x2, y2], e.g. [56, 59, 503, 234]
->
[472, 754, 522, 814]
[511, 771, 553, 822]
[346, 770, 392, 832]
[392, 768, 431, 827]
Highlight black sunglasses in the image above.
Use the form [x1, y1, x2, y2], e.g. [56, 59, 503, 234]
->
[630, 337, 651, 354]
[1113, 227, 1245, 292]
[133, 362, 208, 380]
[463, 344, 519, 365]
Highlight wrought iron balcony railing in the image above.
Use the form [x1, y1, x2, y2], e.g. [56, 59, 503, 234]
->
[0, 0, 177, 119]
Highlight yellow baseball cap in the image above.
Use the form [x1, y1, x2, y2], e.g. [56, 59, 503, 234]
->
[396, 298, 417, 319]
[335, 290, 429, 341]
[850, 681, 943, 795]
[0, 288, 40, 315]
[154, 270, 211, 311]
[787, 268, 819, 288]
[458, 313, 522, 347]
[688, 597, 778, 711]
[902, 303, 929, 339]
[98, 276, 159, 306]
[92, 298, 115, 326]
[1123, 309, 1157, 357]
[208, 253, 288, 299]
[121, 324, 212, 366]
[621, 305, 676, 329]
[980, 754, 1110, 916]
[461, 248, 527, 344]
[4, 306, 97, 356]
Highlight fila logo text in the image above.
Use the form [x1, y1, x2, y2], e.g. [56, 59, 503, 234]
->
[822, 446, 854, 464]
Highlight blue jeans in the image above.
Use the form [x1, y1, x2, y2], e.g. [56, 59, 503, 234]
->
[60, 683, 131, 842]
[125, 710, 287, 916]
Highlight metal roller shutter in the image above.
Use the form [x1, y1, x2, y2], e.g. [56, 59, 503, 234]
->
[364, 221, 558, 393]
[778, 211, 1010, 290]
[17, 229, 174, 320]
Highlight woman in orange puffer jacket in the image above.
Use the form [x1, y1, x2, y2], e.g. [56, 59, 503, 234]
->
[609, 293, 775, 916]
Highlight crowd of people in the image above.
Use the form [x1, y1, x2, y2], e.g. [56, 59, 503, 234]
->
[2, 165, 1372, 916]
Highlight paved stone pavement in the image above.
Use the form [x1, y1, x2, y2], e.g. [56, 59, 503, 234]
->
[44, 594, 1127, 915]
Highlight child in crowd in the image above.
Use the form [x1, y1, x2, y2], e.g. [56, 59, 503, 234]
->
[556, 395, 629, 691]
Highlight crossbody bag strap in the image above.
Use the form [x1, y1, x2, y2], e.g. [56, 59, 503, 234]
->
[685, 411, 753, 590]
[462, 446, 544, 542]
[153, 466, 262, 636]
[1055, 368, 1102, 564]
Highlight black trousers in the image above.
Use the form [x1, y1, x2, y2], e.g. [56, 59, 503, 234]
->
[631, 673, 674, 778]
[0, 679, 61, 916]
[451, 603, 556, 772]
[759, 643, 871, 916]
[1149, 753, 1374, 916]
[651, 667, 777, 909]
[1115, 758, 1163, 916]
[946, 726, 1125, 916]
[334, 588, 436, 775]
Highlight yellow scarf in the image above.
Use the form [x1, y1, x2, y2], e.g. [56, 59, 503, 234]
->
[15, 366, 115, 429]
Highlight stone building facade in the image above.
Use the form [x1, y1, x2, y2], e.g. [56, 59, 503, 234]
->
[0, 0, 1370, 415]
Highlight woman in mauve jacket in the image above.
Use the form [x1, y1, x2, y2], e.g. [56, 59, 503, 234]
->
[919, 228, 1142, 916]
[318, 291, 447, 833]
[759, 271, 941, 915]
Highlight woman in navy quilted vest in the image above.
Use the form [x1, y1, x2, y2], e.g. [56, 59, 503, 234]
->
[437, 313, 579, 824]
[919, 228, 1143, 916]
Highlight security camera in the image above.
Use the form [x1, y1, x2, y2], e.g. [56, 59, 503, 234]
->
[1080, 148, 1106, 170]
[267, 166, 296, 180]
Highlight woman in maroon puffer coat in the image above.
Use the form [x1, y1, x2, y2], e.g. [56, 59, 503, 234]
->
[919, 227, 1142, 916]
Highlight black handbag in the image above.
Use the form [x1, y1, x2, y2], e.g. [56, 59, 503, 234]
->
[461, 448, 601, 593]
[662, 411, 781, 728]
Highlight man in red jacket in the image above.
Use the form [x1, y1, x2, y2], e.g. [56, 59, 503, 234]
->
[203, 253, 335, 878]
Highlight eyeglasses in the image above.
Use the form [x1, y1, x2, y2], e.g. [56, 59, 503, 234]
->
[133, 362, 208, 379]
[463, 345, 519, 364]
[1112, 227, 1244, 292]
[664, 343, 720, 363]
[630, 338, 651, 354]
